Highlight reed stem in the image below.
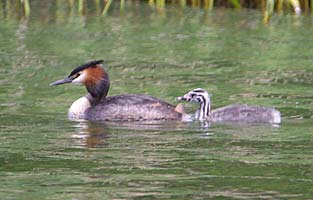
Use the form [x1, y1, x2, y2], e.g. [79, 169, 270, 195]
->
[180, 0, 186, 7]
[229, 0, 241, 9]
[263, 0, 274, 24]
[21, 0, 31, 17]
[303, 0, 309, 13]
[277, 0, 284, 14]
[78, 0, 84, 14]
[149, 0, 155, 6]
[156, 0, 165, 8]
[68, 0, 74, 7]
[102, 0, 113, 16]
[120, 0, 125, 11]
[204, 0, 214, 10]
[289, 0, 301, 15]
[3, 0, 312, 21]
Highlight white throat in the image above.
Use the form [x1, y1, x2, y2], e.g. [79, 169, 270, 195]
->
[68, 96, 91, 120]
[195, 96, 211, 122]
[200, 100, 211, 121]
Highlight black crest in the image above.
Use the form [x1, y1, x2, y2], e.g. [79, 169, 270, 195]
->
[192, 89, 206, 93]
[68, 60, 104, 77]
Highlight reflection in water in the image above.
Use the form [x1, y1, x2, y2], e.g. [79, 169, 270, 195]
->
[71, 121, 110, 148]
[70, 119, 281, 149]
[70, 120, 195, 148]
[70, 119, 214, 148]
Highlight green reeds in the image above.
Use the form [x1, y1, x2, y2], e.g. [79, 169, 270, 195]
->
[277, 0, 284, 13]
[68, 0, 74, 7]
[95, 0, 101, 13]
[180, 0, 186, 7]
[78, 0, 85, 14]
[120, 0, 125, 11]
[289, 0, 301, 15]
[203, 0, 214, 10]
[156, 0, 165, 9]
[1, 0, 312, 22]
[21, 0, 30, 17]
[102, 0, 113, 16]
[263, 0, 274, 23]
[229, 0, 241, 9]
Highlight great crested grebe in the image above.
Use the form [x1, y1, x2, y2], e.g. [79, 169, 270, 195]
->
[177, 88, 281, 124]
[50, 60, 185, 121]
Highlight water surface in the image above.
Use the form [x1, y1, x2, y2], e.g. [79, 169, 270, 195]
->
[1, 1, 313, 199]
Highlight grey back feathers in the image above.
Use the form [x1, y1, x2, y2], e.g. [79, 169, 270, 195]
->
[210, 104, 281, 124]
[85, 94, 182, 121]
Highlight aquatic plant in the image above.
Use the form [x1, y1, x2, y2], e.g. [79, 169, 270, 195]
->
[0, 0, 311, 22]
[21, 0, 30, 16]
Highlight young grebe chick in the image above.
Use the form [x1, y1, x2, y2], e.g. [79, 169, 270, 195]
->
[177, 88, 281, 124]
[50, 60, 185, 121]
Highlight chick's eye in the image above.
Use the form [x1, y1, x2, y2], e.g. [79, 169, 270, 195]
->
[75, 73, 80, 78]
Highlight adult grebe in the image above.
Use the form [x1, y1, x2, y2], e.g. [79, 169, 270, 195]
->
[50, 60, 185, 121]
[177, 88, 281, 124]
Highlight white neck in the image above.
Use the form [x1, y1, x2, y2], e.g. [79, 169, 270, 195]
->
[197, 96, 211, 122]
[68, 96, 91, 120]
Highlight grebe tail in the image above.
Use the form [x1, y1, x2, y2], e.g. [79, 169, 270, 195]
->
[50, 60, 184, 121]
[177, 88, 281, 124]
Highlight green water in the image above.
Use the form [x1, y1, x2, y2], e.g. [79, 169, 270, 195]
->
[1, 1, 313, 199]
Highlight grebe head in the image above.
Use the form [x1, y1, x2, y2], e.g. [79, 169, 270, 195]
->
[177, 88, 210, 103]
[177, 88, 211, 121]
[50, 60, 110, 99]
